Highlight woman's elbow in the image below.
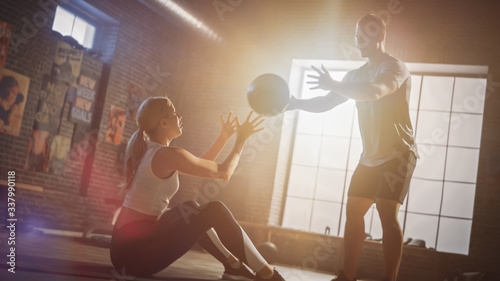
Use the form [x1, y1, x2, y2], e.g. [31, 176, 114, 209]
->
[214, 172, 231, 181]
[221, 173, 232, 181]
[213, 168, 232, 181]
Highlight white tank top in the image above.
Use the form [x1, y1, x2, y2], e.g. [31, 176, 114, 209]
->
[122, 141, 179, 216]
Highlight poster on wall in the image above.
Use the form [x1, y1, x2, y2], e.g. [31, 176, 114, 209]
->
[79, 72, 98, 90]
[33, 75, 69, 135]
[127, 83, 147, 120]
[68, 72, 98, 124]
[0, 21, 12, 67]
[69, 86, 95, 124]
[70, 122, 93, 161]
[105, 105, 126, 145]
[24, 129, 51, 172]
[48, 135, 71, 175]
[0, 67, 30, 136]
[51, 40, 83, 85]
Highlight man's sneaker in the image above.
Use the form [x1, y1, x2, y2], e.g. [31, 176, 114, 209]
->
[221, 262, 255, 281]
[331, 271, 357, 281]
[254, 268, 285, 281]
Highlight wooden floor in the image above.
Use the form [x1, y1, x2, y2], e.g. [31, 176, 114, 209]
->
[0, 230, 369, 281]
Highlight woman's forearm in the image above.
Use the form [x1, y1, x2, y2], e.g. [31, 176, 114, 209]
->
[200, 133, 230, 161]
[216, 139, 245, 181]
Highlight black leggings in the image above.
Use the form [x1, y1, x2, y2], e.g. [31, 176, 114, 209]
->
[110, 201, 265, 276]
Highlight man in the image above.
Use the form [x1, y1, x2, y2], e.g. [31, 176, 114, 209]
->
[288, 14, 418, 281]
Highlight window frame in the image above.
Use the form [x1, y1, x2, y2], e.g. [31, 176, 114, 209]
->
[52, 1, 119, 63]
[53, 5, 97, 49]
[278, 59, 488, 255]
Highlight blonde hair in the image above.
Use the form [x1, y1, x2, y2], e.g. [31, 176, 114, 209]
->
[121, 97, 173, 194]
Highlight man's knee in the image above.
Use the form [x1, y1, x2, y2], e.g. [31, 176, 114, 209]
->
[346, 197, 373, 220]
[375, 200, 400, 227]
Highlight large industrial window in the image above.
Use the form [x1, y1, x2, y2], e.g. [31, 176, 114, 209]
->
[52, 6, 96, 48]
[280, 60, 487, 255]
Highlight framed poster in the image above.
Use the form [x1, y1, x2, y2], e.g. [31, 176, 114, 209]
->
[51, 40, 83, 85]
[25, 129, 51, 172]
[33, 75, 69, 135]
[68, 72, 98, 125]
[105, 105, 126, 145]
[48, 135, 71, 175]
[0, 67, 30, 136]
[69, 86, 95, 124]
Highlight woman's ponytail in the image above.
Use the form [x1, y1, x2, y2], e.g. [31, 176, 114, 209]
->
[119, 96, 173, 195]
[121, 128, 147, 194]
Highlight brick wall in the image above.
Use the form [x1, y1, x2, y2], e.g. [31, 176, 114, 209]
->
[0, 0, 191, 230]
[0, 0, 499, 280]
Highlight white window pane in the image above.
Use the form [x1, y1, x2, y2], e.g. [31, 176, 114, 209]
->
[351, 108, 361, 139]
[330, 71, 348, 81]
[52, 6, 75, 36]
[339, 204, 347, 237]
[410, 110, 417, 130]
[407, 179, 442, 215]
[409, 75, 422, 110]
[71, 17, 88, 45]
[297, 111, 324, 135]
[292, 134, 321, 166]
[400, 194, 408, 210]
[445, 147, 480, 183]
[364, 207, 374, 235]
[315, 168, 346, 202]
[344, 171, 353, 203]
[323, 100, 355, 137]
[419, 76, 454, 112]
[452, 77, 486, 114]
[441, 182, 476, 219]
[319, 137, 349, 169]
[415, 110, 449, 145]
[310, 201, 342, 235]
[282, 197, 313, 231]
[287, 165, 316, 199]
[448, 113, 483, 148]
[83, 23, 95, 48]
[398, 210, 406, 227]
[437, 218, 472, 255]
[367, 207, 382, 239]
[347, 138, 362, 171]
[405, 213, 438, 248]
[413, 144, 446, 180]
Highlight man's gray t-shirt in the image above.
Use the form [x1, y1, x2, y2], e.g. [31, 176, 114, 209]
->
[342, 54, 418, 166]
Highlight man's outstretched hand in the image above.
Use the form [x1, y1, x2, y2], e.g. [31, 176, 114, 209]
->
[307, 64, 336, 91]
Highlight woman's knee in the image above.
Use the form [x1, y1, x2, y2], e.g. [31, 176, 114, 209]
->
[201, 200, 231, 216]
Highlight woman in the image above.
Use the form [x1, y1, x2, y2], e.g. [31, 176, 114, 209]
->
[110, 97, 286, 281]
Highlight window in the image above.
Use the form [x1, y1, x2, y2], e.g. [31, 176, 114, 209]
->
[50, 2, 118, 63]
[280, 60, 487, 255]
[52, 6, 96, 48]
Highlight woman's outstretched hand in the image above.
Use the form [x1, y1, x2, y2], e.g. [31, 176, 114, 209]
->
[219, 112, 237, 140]
[235, 111, 265, 143]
